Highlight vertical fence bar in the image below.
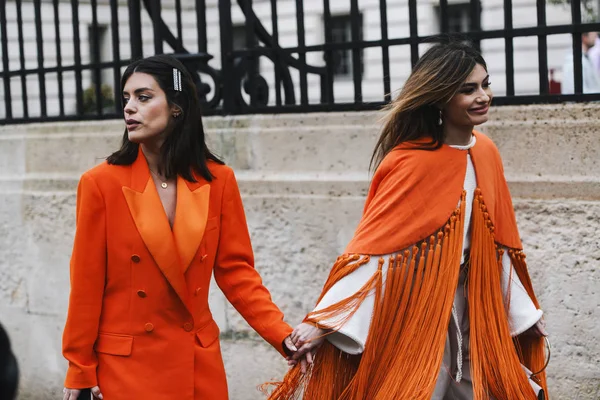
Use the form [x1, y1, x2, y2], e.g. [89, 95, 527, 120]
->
[350, 0, 362, 103]
[91, 0, 103, 115]
[110, 0, 121, 114]
[219, 0, 235, 113]
[470, 0, 481, 51]
[537, 0, 549, 95]
[504, 0, 515, 96]
[53, 0, 65, 116]
[150, 0, 163, 54]
[34, 0, 47, 117]
[270, 0, 282, 106]
[196, 0, 207, 53]
[0, 0, 12, 119]
[129, 0, 143, 59]
[16, 0, 27, 118]
[323, 0, 334, 103]
[440, 0, 449, 33]
[296, 0, 308, 105]
[245, 0, 258, 106]
[408, 0, 419, 67]
[379, 0, 391, 101]
[71, 0, 84, 115]
[175, 0, 183, 50]
[571, 0, 583, 94]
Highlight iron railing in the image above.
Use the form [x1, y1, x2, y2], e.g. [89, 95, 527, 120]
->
[1, 0, 600, 124]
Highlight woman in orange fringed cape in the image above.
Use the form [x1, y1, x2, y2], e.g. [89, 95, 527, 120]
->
[264, 40, 549, 399]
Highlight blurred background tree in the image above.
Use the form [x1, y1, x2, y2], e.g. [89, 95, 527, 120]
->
[82, 84, 115, 115]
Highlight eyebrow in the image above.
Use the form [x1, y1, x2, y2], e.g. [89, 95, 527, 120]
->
[462, 75, 490, 87]
[122, 87, 155, 95]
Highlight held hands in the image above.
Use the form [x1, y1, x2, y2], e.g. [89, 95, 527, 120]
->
[63, 386, 103, 400]
[284, 322, 328, 374]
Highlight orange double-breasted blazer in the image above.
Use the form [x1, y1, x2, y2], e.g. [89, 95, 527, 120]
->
[62, 149, 292, 399]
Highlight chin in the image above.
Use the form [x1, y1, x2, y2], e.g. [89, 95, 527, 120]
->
[471, 115, 489, 126]
[127, 131, 145, 144]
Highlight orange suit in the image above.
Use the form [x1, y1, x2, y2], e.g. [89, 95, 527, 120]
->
[62, 150, 292, 399]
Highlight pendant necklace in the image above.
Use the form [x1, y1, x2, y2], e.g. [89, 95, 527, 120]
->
[149, 169, 168, 189]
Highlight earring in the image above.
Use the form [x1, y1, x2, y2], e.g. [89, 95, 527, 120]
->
[438, 111, 443, 126]
[173, 112, 181, 118]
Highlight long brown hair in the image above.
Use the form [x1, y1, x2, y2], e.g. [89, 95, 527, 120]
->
[371, 39, 487, 171]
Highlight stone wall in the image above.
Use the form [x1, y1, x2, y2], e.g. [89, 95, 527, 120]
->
[0, 104, 598, 399]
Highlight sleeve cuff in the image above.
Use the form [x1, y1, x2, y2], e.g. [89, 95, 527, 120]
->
[510, 309, 544, 337]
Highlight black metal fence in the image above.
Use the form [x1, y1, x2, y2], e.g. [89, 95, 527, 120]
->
[1, 0, 600, 124]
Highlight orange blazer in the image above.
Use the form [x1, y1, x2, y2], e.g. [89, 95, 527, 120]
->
[62, 150, 292, 399]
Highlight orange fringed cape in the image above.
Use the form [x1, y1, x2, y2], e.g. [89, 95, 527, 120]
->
[265, 131, 548, 400]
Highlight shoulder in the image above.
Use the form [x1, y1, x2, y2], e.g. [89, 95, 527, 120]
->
[375, 142, 445, 179]
[473, 131, 502, 157]
[84, 160, 128, 182]
[206, 161, 234, 182]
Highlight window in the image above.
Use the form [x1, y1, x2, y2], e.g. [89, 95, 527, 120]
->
[436, 2, 481, 33]
[231, 24, 260, 72]
[327, 14, 363, 78]
[88, 24, 108, 84]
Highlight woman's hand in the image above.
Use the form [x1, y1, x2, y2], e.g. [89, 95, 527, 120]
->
[282, 335, 298, 357]
[288, 322, 328, 373]
[63, 386, 103, 400]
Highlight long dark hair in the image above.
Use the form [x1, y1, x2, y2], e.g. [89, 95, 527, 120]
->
[107, 54, 223, 182]
[0, 323, 18, 400]
[371, 38, 487, 170]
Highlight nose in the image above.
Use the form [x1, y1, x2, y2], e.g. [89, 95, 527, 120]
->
[124, 99, 136, 115]
[477, 88, 490, 103]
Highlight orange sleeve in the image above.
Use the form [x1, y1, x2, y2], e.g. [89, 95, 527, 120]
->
[62, 172, 107, 388]
[213, 169, 292, 357]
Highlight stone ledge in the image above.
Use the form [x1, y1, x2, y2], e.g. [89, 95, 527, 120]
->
[2, 173, 598, 200]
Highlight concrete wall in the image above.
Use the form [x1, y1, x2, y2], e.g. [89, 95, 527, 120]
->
[0, 104, 599, 399]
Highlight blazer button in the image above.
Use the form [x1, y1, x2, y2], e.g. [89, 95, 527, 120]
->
[137, 290, 147, 298]
[144, 323, 154, 332]
[131, 255, 141, 263]
[194, 287, 202, 296]
[183, 322, 193, 332]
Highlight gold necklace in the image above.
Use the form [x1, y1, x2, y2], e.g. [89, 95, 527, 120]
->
[149, 169, 169, 189]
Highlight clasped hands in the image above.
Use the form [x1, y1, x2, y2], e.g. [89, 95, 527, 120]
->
[283, 322, 328, 374]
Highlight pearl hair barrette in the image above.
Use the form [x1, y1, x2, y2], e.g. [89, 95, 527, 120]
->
[173, 68, 182, 91]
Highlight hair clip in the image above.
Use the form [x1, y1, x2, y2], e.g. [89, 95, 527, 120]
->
[173, 68, 182, 91]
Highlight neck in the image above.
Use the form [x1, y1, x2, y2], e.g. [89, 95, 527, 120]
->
[141, 142, 163, 176]
[443, 124, 474, 146]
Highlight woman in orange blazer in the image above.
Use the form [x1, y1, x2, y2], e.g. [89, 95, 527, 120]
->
[62, 55, 295, 400]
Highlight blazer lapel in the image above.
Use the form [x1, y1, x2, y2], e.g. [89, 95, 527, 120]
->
[122, 150, 192, 314]
[173, 176, 211, 273]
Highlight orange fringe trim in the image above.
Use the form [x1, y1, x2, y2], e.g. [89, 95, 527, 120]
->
[263, 189, 547, 399]
[468, 190, 546, 399]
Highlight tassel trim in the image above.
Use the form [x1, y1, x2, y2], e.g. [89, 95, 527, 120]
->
[263, 188, 547, 400]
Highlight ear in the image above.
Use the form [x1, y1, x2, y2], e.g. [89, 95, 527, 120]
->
[170, 104, 182, 118]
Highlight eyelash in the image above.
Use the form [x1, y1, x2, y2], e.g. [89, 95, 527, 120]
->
[123, 95, 151, 104]
[462, 82, 491, 94]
